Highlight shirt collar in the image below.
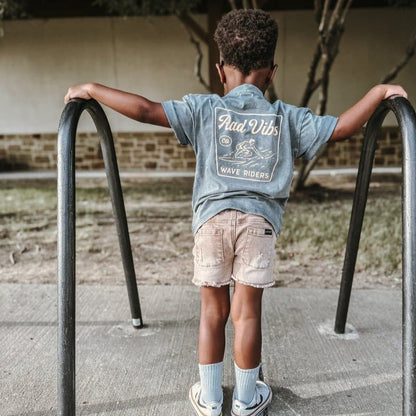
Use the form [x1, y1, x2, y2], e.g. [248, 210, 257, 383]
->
[225, 84, 264, 98]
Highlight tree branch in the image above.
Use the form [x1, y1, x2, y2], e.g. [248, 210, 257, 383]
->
[294, 0, 352, 191]
[340, 0, 353, 25]
[178, 16, 211, 92]
[316, 66, 329, 114]
[189, 33, 211, 92]
[314, 0, 324, 25]
[299, 42, 322, 107]
[0, 1, 4, 37]
[300, 142, 329, 183]
[328, 0, 345, 33]
[243, 0, 251, 9]
[381, 29, 416, 84]
[319, 0, 331, 33]
[177, 12, 209, 44]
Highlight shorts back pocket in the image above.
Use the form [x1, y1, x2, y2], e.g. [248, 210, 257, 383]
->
[242, 227, 276, 269]
[194, 228, 224, 267]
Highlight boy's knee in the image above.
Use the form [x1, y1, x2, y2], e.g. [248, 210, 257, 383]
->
[201, 296, 230, 326]
[230, 305, 259, 326]
[202, 302, 230, 326]
[200, 286, 230, 323]
[230, 284, 263, 324]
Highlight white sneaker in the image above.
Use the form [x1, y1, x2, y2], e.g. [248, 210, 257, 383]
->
[231, 381, 272, 416]
[189, 381, 223, 416]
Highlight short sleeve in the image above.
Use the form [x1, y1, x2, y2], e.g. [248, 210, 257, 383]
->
[296, 110, 338, 160]
[162, 97, 195, 146]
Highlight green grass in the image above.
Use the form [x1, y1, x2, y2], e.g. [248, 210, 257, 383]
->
[280, 192, 402, 275]
[0, 177, 193, 214]
[0, 184, 57, 215]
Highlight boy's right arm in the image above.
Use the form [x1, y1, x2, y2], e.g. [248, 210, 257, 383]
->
[64, 83, 170, 128]
[329, 84, 407, 141]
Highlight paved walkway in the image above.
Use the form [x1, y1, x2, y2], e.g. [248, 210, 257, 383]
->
[1, 283, 402, 415]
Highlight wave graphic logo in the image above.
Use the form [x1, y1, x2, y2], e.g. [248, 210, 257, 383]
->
[215, 107, 282, 182]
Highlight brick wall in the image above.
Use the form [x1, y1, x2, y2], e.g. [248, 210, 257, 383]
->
[0, 127, 402, 172]
[322, 127, 402, 168]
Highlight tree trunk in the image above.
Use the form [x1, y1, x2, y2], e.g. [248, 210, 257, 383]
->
[293, 0, 352, 192]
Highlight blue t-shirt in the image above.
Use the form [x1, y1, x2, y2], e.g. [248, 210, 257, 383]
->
[162, 84, 338, 235]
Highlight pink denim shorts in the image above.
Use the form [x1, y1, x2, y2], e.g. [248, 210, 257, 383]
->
[192, 210, 277, 288]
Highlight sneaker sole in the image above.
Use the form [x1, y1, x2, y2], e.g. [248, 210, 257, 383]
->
[189, 387, 223, 416]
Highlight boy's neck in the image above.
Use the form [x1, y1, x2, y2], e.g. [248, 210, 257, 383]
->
[219, 64, 276, 95]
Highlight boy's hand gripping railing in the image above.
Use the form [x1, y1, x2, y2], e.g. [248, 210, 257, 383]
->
[333, 96, 416, 415]
[57, 98, 143, 416]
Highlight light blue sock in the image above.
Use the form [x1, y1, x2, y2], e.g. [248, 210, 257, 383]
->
[234, 362, 260, 405]
[199, 362, 224, 404]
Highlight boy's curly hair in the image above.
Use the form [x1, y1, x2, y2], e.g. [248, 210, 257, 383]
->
[214, 9, 278, 76]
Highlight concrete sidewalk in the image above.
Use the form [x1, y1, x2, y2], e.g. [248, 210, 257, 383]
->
[1, 284, 402, 415]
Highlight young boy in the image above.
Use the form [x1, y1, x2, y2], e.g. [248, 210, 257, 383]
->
[65, 9, 407, 416]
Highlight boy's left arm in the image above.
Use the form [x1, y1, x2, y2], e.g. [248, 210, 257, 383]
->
[64, 83, 170, 127]
[329, 84, 408, 141]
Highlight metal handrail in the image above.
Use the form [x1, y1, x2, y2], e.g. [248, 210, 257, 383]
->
[57, 98, 143, 416]
[334, 96, 416, 415]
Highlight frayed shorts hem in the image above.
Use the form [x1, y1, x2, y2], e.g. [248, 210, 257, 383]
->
[192, 278, 231, 288]
[231, 275, 276, 289]
[191, 276, 276, 289]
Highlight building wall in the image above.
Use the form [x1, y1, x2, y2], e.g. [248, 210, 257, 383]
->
[0, 15, 208, 135]
[0, 8, 414, 170]
[1, 8, 415, 135]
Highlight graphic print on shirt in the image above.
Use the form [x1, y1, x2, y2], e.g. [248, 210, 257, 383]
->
[215, 107, 282, 182]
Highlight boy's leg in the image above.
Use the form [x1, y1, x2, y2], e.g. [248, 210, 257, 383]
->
[199, 285, 230, 364]
[231, 282, 271, 415]
[190, 211, 235, 414]
[231, 282, 263, 368]
[196, 285, 230, 407]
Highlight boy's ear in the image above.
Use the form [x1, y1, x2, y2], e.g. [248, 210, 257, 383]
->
[216, 62, 226, 85]
[266, 64, 278, 85]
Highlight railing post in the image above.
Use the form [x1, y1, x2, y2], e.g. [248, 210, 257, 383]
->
[88, 102, 143, 328]
[334, 104, 388, 334]
[57, 100, 77, 416]
[396, 98, 416, 416]
[57, 98, 143, 416]
[333, 96, 416, 415]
